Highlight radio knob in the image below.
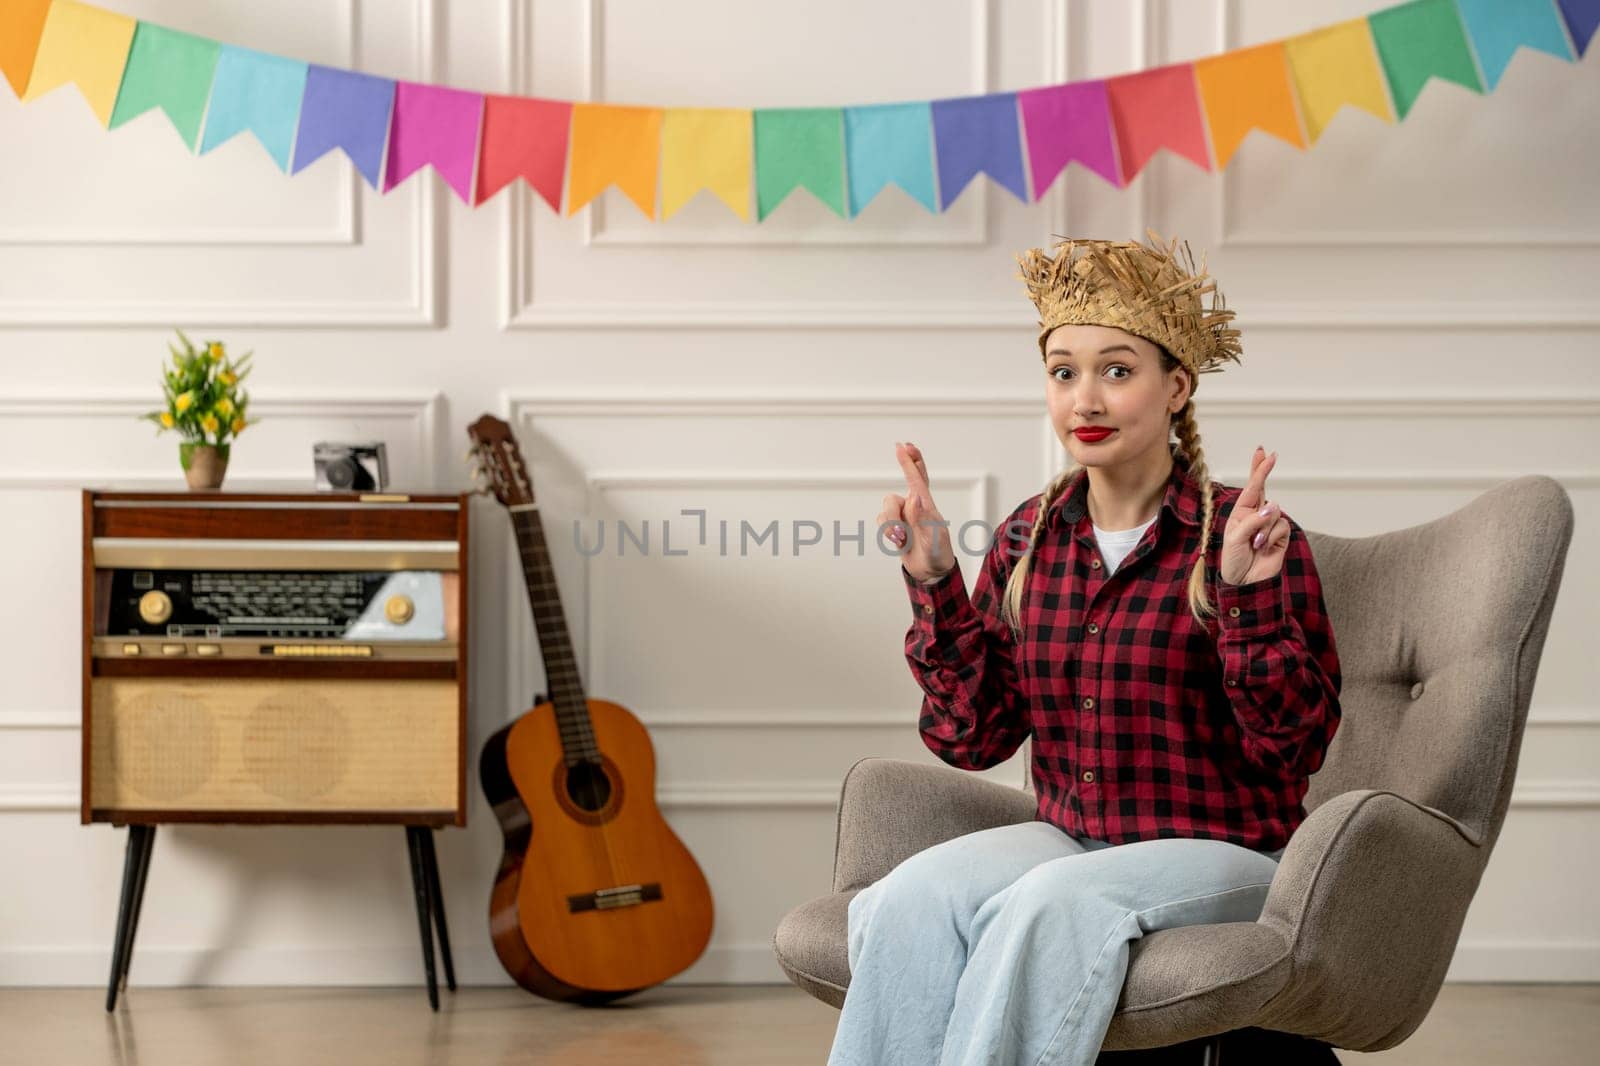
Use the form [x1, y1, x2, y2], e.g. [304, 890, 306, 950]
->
[139, 590, 173, 625]
[384, 594, 415, 625]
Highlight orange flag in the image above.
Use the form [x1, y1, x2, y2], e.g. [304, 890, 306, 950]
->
[566, 103, 664, 218]
[0, 0, 51, 97]
[1194, 41, 1306, 169]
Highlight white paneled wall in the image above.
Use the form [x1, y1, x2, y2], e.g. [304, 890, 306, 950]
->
[0, 0, 1596, 987]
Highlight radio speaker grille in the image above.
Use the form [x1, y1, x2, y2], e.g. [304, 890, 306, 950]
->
[89, 678, 458, 812]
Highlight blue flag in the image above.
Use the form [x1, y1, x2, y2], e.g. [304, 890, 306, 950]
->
[843, 102, 937, 215]
[291, 65, 395, 188]
[200, 46, 309, 171]
[931, 92, 1028, 209]
[1557, 0, 1600, 56]
[1455, 0, 1574, 89]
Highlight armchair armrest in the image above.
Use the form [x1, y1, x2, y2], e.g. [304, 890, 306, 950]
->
[1253, 788, 1486, 1052]
[832, 756, 1036, 893]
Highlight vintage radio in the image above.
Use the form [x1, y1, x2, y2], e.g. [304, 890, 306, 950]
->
[82, 490, 470, 826]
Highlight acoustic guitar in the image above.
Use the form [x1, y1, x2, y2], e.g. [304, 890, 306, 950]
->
[468, 413, 714, 1003]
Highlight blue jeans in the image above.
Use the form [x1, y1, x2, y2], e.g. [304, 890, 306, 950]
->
[828, 819, 1286, 1066]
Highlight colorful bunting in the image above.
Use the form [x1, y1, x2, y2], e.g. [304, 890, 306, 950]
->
[3, 0, 1590, 219]
[1557, 0, 1600, 56]
[567, 103, 664, 218]
[1368, 0, 1484, 119]
[290, 65, 395, 189]
[383, 81, 484, 205]
[20, 0, 136, 127]
[843, 102, 937, 215]
[475, 95, 571, 210]
[199, 47, 309, 171]
[1105, 63, 1211, 181]
[1017, 81, 1121, 192]
[754, 108, 845, 220]
[108, 23, 220, 150]
[1194, 42, 1306, 169]
[0, 0, 52, 98]
[1454, 0, 1575, 90]
[931, 93, 1028, 208]
[662, 107, 753, 220]
[1283, 19, 1395, 143]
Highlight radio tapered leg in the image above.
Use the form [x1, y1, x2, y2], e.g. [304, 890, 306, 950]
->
[405, 827, 440, 1011]
[121, 826, 155, 987]
[106, 825, 155, 1011]
[419, 829, 456, 992]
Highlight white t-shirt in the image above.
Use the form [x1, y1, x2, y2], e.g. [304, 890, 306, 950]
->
[1092, 514, 1157, 575]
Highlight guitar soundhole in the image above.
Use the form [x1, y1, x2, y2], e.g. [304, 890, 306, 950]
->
[565, 759, 613, 813]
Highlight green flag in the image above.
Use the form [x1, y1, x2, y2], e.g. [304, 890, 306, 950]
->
[1367, 0, 1484, 119]
[754, 108, 846, 221]
[109, 22, 222, 150]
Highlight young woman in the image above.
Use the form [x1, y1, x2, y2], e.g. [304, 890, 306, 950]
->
[834, 233, 1343, 1066]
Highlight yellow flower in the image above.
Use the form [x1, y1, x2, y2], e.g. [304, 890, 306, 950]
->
[201, 413, 220, 435]
[159, 411, 174, 429]
[216, 397, 235, 418]
[208, 342, 224, 361]
[219, 370, 237, 387]
[175, 391, 194, 412]
[231, 417, 246, 435]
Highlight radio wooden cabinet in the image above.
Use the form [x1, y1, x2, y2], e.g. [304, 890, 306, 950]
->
[81, 488, 470, 1010]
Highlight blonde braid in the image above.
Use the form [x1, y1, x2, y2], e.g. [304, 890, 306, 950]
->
[1171, 398, 1219, 624]
[1000, 464, 1077, 638]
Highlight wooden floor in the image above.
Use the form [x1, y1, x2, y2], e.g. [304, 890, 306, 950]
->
[4, 983, 1595, 1065]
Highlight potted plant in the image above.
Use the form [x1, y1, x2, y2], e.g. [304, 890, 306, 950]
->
[141, 329, 258, 490]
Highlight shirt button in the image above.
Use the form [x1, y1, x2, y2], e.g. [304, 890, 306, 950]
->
[1229, 606, 1241, 618]
[1090, 559, 1101, 569]
[922, 604, 934, 615]
[1086, 622, 1099, 635]
[1082, 770, 1095, 783]
[1083, 697, 1094, 710]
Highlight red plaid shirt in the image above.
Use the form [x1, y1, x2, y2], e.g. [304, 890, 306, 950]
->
[902, 455, 1341, 852]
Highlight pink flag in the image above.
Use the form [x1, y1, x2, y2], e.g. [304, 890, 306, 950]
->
[383, 80, 485, 204]
[1017, 80, 1122, 192]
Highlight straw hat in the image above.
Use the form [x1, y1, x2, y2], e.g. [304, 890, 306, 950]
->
[1015, 228, 1243, 392]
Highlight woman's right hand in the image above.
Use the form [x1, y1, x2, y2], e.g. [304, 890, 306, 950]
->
[882, 441, 954, 584]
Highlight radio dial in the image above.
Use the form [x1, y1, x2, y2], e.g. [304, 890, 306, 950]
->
[138, 590, 173, 625]
[385, 594, 415, 625]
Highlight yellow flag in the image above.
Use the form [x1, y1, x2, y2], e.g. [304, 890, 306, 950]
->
[21, 0, 137, 127]
[567, 103, 664, 218]
[660, 108, 752, 221]
[1283, 18, 1394, 144]
[1194, 41, 1305, 169]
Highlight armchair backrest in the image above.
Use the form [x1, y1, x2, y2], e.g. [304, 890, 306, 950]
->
[1299, 475, 1571, 851]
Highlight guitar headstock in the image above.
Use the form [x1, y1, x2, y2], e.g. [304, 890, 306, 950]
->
[467, 414, 535, 509]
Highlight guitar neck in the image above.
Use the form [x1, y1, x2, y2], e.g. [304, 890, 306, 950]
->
[510, 508, 596, 759]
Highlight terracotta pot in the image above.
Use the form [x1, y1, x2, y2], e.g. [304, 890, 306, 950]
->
[179, 441, 230, 490]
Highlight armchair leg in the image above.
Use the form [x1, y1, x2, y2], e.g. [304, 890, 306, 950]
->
[1198, 1033, 1223, 1065]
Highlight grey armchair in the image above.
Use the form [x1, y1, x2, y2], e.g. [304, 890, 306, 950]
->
[774, 475, 1573, 1061]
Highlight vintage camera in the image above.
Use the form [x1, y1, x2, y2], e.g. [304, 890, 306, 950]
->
[313, 441, 389, 491]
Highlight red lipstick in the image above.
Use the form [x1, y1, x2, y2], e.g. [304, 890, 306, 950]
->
[1073, 427, 1115, 442]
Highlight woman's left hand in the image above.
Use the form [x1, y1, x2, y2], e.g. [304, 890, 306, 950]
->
[1219, 446, 1290, 586]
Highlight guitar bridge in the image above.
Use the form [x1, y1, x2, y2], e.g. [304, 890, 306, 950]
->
[567, 882, 664, 913]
